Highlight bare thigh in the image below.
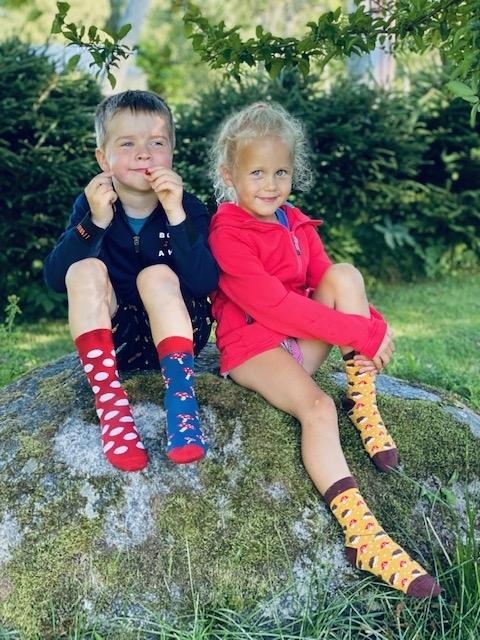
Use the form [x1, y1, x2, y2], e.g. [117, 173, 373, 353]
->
[298, 338, 332, 376]
[229, 346, 331, 419]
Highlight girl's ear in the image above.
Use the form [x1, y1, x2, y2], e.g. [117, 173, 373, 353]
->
[219, 165, 234, 187]
[95, 148, 110, 172]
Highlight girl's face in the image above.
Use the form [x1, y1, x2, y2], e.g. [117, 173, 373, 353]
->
[221, 135, 293, 221]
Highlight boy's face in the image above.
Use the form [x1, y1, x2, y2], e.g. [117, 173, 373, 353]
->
[96, 110, 173, 195]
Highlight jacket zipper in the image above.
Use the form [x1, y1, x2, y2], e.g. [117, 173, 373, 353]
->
[244, 227, 302, 326]
[128, 212, 158, 255]
[292, 234, 301, 255]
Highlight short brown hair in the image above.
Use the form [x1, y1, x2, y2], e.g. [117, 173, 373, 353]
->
[95, 90, 175, 149]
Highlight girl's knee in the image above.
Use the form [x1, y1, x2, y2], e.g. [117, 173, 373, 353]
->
[325, 263, 364, 289]
[300, 393, 337, 427]
[136, 264, 180, 295]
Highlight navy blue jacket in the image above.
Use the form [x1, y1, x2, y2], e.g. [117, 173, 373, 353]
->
[44, 191, 219, 304]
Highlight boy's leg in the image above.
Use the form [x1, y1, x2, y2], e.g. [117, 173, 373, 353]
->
[136, 265, 208, 464]
[304, 263, 398, 472]
[229, 347, 439, 598]
[66, 258, 148, 472]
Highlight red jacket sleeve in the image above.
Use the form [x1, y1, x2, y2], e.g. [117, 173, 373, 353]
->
[304, 224, 385, 324]
[304, 223, 333, 289]
[210, 228, 387, 359]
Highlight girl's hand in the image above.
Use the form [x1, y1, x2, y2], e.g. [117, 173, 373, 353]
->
[370, 324, 395, 372]
[353, 353, 378, 374]
[145, 167, 186, 225]
[85, 172, 117, 228]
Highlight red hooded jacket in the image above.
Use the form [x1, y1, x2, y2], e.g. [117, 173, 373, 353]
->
[209, 202, 387, 374]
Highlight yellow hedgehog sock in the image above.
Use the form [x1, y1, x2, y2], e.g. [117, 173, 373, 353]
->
[325, 477, 440, 598]
[343, 351, 398, 471]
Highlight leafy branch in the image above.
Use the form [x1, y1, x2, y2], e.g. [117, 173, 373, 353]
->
[50, 1, 133, 88]
[48, 0, 480, 123]
[182, 0, 479, 123]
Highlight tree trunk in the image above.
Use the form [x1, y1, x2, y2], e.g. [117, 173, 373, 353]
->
[103, 0, 152, 94]
[347, 0, 396, 88]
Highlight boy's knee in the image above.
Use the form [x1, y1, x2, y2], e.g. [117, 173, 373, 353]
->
[65, 258, 109, 291]
[136, 264, 180, 294]
[326, 263, 364, 290]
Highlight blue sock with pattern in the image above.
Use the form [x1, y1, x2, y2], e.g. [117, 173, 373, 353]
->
[157, 336, 208, 464]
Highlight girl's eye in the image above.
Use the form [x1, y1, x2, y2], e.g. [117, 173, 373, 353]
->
[251, 170, 262, 176]
[151, 140, 164, 146]
[120, 141, 133, 147]
[277, 169, 288, 176]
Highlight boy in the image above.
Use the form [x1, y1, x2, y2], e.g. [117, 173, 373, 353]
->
[44, 90, 218, 472]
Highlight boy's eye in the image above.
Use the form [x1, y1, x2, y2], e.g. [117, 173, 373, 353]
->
[120, 141, 133, 147]
[251, 170, 262, 176]
[277, 169, 288, 176]
[151, 140, 164, 146]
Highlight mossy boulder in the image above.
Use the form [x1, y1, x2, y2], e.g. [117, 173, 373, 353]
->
[0, 345, 479, 639]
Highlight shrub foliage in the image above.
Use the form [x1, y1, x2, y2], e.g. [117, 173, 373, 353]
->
[175, 72, 480, 281]
[0, 38, 101, 319]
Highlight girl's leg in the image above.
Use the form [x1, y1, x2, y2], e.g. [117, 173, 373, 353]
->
[66, 258, 148, 472]
[136, 265, 207, 464]
[230, 345, 349, 492]
[302, 263, 398, 472]
[229, 347, 440, 598]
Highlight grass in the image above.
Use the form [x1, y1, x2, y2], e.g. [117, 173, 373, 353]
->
[0, 317, 71, 388]
[370, 271, 480, 411]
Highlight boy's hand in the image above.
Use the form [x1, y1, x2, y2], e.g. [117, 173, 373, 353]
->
[356, 324, 395, 373]
[145, 167, 186, 225]
[85, 172, 117, 229]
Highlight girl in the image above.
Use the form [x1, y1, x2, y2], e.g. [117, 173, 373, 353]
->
[208, 102, 440, 598]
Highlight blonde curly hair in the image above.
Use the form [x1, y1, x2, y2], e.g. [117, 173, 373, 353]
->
[209, 102, 312, 203]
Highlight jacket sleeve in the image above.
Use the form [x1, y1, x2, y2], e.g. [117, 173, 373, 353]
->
[304, 224, 333, 289]
[168, 193, 219, 297]
[210, 227, 387, 359]
[304, 224, 385, 322]
[43, 193, 107, 293]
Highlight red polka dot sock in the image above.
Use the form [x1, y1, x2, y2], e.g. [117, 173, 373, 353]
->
[75, 328, 148, 472]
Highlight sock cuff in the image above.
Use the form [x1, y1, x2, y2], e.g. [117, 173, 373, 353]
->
[156, 336, 193, 360]
[75, 328, 113, 350]
[324, 476, 358, 505]
[342, 350, 357, 361]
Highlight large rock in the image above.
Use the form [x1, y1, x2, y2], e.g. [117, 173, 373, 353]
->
[1, 344, 479, 638]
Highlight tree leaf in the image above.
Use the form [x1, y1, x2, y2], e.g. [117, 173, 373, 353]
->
[446, 80, 475, 98]
[470, 102, 479, 128]
[66, 53, 81, 71]
[107, 72, 117, 89]
[268, 58, 284, 80]
[117, 23, 132, 40]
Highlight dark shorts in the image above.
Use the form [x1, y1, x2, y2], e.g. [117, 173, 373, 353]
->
[111, 296, 212, 372]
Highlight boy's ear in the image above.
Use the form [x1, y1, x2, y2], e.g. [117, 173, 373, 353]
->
[95, 148, 110, 172]
[220, 165, 234, 187]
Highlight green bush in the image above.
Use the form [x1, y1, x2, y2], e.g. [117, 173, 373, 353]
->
[0, 38, 101, 319]
[174, 72, 480, 281]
